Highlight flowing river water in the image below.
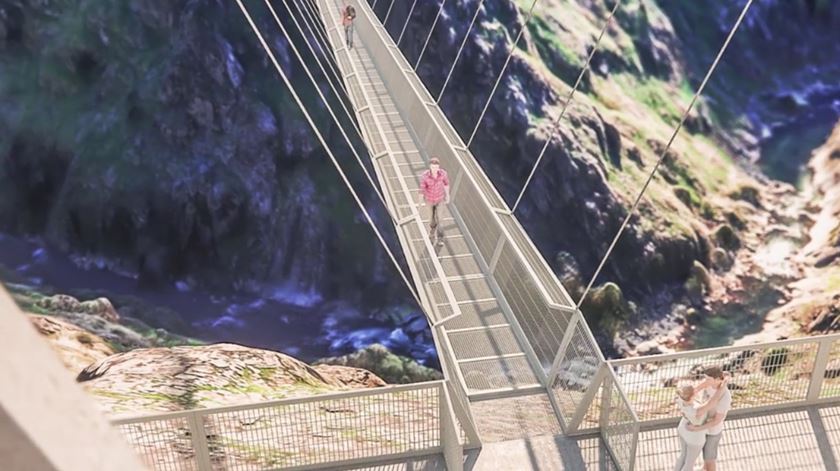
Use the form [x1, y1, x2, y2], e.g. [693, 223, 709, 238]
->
[0, 233, 437, 366]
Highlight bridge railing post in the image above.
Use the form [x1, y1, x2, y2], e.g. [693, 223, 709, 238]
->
[807, 336, 834, 402]
[440, 383, 465, 471]
[187, 410, 213, 471]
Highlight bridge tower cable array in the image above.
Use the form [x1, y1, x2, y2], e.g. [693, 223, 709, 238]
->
[415, 0, 450, 70]
[283, 0, 382, 179]
[288, 0, 467, 327]
[576, 0, 756, 309]
[397, 0, 419, 47]
[466, 0, 540, 147]
[267, 0, 392, 220]
[437, 0, 487, 103]
[511, 0, 622, 213]
[234, 0, 431, 323]
[292, 0, 350, 92]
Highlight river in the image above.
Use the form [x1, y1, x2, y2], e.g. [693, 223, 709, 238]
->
[0, 233, 438, 367]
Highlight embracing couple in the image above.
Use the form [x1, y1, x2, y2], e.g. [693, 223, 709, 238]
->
[675, 366, 732, 471]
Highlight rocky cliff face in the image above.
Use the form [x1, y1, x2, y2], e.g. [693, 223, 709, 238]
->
[381, 0, 840, 348]
[2, 0, 839, 353]
[0, 0, 401, 306]
[77, 343, 385, 415]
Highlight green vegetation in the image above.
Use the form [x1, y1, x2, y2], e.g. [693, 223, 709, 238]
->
[527, 15, 583, 81]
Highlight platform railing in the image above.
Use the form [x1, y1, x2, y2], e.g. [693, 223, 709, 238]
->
[600, 369, 641, 471]
[114, 381, 462, 471]
[609, 333, 840, 428]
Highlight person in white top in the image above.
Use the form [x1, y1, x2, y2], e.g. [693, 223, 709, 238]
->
[674, 370, 731, 471]
[686, 367, 733, 471]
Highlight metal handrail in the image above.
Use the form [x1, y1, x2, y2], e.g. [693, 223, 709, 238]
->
[601, 366, 640, 471]
[318, 0, 462, 326]
[608, 332, 840, 434]
[609, 332, 840, 366]
[113, 380, 445, 424]
[114, 380, 456, 471]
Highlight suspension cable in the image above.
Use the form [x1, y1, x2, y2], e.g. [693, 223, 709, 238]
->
[437, 0, 486, 103]
[291, 0, 347, 94]
[266, 0, 392, 220]
[286, 0, 360, 131]
[234, 0, 425, 310]
[397, 0, 419, 47]
[383, 0, 396, 26]
[283, 1, 384, 164]
[576, 0, 755, 309]
[414, 0, 448, 70]
[512, 0, 621, 213]
[466, 0, 539, 147]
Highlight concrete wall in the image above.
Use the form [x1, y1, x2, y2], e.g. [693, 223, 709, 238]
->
[0, 286, 146, 471]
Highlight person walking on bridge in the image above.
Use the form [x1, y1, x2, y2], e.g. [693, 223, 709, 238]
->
[342, 4, 356, 49]
[419, 157, 450, 248]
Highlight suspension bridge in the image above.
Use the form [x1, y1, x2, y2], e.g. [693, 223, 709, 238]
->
[5, 0, 840, 470]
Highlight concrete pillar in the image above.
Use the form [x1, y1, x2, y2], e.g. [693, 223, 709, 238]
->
[0, 286, 146, 471]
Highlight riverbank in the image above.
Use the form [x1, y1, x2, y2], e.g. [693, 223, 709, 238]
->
[620, 120, 840, 356]
[0, 237, 438, 367]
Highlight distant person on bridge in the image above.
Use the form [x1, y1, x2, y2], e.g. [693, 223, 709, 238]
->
[342, 5, 356, 49]
[419, 157, 450, 248]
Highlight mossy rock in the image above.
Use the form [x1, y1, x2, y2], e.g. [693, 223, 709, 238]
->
[315, 344, 442, 384]
[729, 185, 762, 207]
[711, 248, 733, 271]
[684, 261, 711, 305]
[580, 282, 632, 338]
[714, 224, 741, 251]
[673, 187, 694, 208]
[724, 211, 747, 231]
[699, 202, 716, 220]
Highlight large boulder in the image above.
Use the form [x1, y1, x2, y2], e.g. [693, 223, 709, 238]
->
[315, 343, 442, 384]
[29, 315, 116, 374]
[77, 343, 386, 415]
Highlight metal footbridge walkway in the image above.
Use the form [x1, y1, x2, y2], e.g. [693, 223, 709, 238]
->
[312, 0, 599, 447]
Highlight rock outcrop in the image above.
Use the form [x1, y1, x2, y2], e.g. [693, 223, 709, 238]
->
[77, 343, 386, 415]
[29, 314, 116, 374]
[315, 343, 443, 384]
[11, 287, 196, 351]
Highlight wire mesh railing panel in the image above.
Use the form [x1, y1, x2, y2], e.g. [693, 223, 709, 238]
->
[601, 376, 639, 471]
[459, 356, 540, 391]
[820, 338, 840, 399]
[494, 241, 570, 370]
[498, 213, 574, 308]
[200, 387, 440, 470]
[551, 321, 603, 425]
[452, 181, 501, 263]
[436, 333, 475, 446]
[611, 340, 820, 423]
[453, 148, 507, 211]
[115, 416, 199, 471]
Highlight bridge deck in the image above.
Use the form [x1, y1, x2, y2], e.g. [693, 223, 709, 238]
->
[320, 0, 543, 399]
[340, 404, 840, 470]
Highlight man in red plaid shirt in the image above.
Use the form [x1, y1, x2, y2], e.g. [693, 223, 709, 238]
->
[418, 157, 450, 247]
